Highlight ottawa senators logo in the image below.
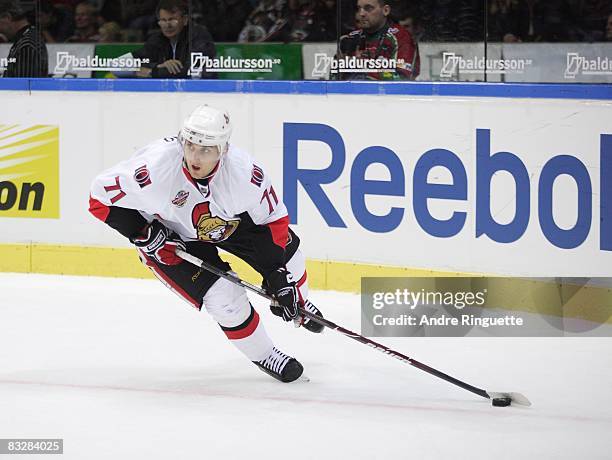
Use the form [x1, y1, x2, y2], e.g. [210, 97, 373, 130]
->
[251, 164, 264, 187]
[191, 202, 239, 242]
[134, 165, 152, 188]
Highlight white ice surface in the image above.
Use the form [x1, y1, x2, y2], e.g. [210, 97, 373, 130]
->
[0, 273, 611, 460]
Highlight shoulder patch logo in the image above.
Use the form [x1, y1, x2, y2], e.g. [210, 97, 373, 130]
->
[134, 165, 152, 188]
[191, 202, 240, 243]
[172, 190, 189, 207]
[251, 164, 264, 187]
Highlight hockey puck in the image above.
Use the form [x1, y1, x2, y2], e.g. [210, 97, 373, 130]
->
[492, 397, 512, 407]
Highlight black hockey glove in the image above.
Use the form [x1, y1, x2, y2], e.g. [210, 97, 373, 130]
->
[131, 220, 185, 266]
[266, 268, 301, 322]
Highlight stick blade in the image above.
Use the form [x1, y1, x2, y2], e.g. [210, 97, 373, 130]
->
[487, 391, 532, 407]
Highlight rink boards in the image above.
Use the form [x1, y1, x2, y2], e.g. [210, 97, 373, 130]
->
[0, 80, 611, 287]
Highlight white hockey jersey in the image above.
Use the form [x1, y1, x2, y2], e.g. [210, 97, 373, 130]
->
[89, 137, 296, 276]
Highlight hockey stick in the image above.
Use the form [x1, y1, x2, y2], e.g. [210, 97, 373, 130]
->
[176, 248, 531, 407]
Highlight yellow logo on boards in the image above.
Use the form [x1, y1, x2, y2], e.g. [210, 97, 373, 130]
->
[0, 125, 59, 218]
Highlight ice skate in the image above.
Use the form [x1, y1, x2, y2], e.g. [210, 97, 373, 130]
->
[253, 347, 304, 383]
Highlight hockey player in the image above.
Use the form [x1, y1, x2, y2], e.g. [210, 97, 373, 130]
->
[89, 105, 323, 383]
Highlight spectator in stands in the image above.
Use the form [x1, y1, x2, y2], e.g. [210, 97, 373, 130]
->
[287, 0, 318, 41]
[0, 0, 48, 77]
[283, 0, 337, 41]
[37, 0, 74, 43]
[337, 0, 419, 80]
[98, 20, 122, 42]
[67, 1, 101, 42]
[608, 12, 612, 40]
[393, 3, 424, 41]
[238, 10, 269, 41]
[133, 0, 216, 78]
[238, 0, 290, 42]
[398, 14, 414, 34]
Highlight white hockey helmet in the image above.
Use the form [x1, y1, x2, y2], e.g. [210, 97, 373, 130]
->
[179, 105, 232, 153]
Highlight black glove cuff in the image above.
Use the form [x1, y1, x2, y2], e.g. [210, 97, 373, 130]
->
[266, 267, 292, 290]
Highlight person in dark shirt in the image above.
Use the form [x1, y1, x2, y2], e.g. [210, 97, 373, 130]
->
[0, 0, 48, 77]
[133, 0, 216, 79]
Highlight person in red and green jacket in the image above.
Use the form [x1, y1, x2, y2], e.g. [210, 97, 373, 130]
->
[338, 0, 420, 81]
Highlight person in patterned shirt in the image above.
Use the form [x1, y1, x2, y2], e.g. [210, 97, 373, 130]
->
[338, 0, 419, 80]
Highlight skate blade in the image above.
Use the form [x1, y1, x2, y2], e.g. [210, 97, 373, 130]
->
[295, 374, 310, 383]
